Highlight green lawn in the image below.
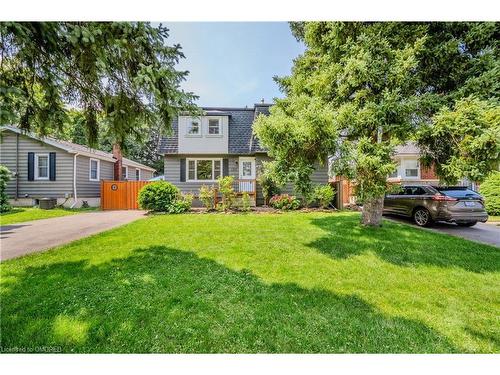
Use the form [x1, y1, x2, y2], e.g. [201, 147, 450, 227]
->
[0, 207, 94, 225]
[488, 215, 500, 222]
[1, 212, 499, 353]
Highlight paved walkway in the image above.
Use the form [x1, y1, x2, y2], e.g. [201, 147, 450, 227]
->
[386, 215, 500, 247]
[1, 210, 146, 261]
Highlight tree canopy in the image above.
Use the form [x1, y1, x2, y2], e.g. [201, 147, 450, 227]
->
[254, 22, 499, 225]
[0, 22, 197, 146]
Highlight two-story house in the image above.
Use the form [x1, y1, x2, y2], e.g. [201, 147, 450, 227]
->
[158, 103, 329, 205]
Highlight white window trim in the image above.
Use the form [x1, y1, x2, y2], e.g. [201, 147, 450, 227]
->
[239, 157, 255, 179]
[34, 153, 49, 180]
[186, 118, 202, 137]
[122, 166, 128, 180]
[135, 168, 141, 181]
[186, 158, 223, 182]
[89, 158, 100, 182]
[402, 158, 420, 179]
[206, 118, 222, 137]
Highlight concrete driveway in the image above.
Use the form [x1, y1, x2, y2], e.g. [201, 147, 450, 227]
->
[385, 215, 500, 247]
[1, 210, 146, 261]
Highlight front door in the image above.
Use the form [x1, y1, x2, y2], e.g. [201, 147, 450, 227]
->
[238, 157, 255, 192]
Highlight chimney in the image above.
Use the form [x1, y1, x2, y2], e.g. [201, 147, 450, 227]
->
[113, 144, 122, 181]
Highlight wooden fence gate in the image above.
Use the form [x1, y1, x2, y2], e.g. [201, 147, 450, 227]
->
[101, 180, 150, 210]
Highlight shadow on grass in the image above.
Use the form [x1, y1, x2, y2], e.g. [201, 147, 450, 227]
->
[309, 215, 500, 273]
[0, 246, 456, 353]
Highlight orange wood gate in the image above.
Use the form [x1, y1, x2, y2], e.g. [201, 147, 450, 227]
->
[101, 181, 150, 210]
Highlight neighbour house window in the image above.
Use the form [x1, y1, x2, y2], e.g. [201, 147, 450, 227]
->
[135, 168, 141, 181]
[35, 154, 49, 180]
[404, 159, 419, 178]
[89, 158, 100, 181]
[187, 120, 201, 135]
[208, 119, 220, 135]
[122, 166, 128, 180]
[388, 161, 399, 178]
[187, 159, 222, 181]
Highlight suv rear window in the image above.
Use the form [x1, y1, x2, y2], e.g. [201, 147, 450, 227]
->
[436, 187, 481, 199]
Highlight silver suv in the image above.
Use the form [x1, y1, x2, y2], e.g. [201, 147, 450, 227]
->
[383, 185, 488, 227]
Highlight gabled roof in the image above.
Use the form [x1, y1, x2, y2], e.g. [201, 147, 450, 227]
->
[1, 125, 155, 171]
[159, 103, 270, 155]
[394, 142, 421, 156]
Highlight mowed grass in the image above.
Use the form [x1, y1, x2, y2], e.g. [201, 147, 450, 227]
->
[1, 212, 499, 353]
[0, 207, 81, 225]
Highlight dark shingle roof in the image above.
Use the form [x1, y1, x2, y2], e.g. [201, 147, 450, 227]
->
[159, 104, 271, 155]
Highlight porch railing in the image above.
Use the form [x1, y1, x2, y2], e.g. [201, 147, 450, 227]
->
[232, 179, 256, 195]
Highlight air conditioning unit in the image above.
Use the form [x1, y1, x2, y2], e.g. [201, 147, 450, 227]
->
[39, 198, 57, 210]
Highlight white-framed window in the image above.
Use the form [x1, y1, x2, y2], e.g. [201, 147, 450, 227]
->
[187, 119, 201, 135]
[121, 166, 128, 180]
[187, 158, 222, 181]
[89, 158, 100, 181]
[388, 160, 400, 178]
[403, 159, 420, 178]
[208, 119, 221, 135]
[135, 168, 141, 181]
[35, 154, 49, 180]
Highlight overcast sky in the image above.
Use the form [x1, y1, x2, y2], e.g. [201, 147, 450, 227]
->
[163, 22, 305, 107]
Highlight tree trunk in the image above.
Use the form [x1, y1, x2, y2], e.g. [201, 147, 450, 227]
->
[361, 196, 384, 226]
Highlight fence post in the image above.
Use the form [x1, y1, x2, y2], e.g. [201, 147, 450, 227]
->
[214, 187, 218, 207]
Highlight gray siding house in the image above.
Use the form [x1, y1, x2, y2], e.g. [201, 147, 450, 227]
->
[159, 103, 329, 205]
[0, 126, 155, 207]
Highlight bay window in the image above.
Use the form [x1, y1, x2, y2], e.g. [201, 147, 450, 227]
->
[187, 159, 222, 181]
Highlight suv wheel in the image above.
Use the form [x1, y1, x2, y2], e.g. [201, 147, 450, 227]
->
[458, 222, 477, 227]
[413, 208, 432, 227]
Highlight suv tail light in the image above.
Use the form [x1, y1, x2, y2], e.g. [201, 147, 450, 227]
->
[432, 194, 457, 202]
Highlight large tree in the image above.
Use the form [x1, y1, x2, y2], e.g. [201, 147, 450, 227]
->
[0, 22, 197, 146]
[255, 22, 499, 226]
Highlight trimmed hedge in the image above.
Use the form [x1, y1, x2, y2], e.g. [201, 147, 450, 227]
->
[138, 181, 180, 212]
[480, 172, 500, 215]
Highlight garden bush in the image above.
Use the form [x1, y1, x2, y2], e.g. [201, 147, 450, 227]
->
[138, 181, 180, 212]
[199, 185, 216, 210]
[258, 163, 281, 205]
[314, 184, 335, 208]
[480, 172, 500, 215]
[240, 191, 251, 212]
[0, 165, 12, 213]
[217, 176, 236, 211]
[269, 194, 301, 210]
[167, 193, 193, 214]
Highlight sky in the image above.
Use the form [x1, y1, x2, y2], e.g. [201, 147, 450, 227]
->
[163, 22, 305, 107]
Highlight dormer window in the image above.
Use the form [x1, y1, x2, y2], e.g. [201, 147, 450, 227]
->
[187, 120, 200, 135]
[208, 119, 220, 135]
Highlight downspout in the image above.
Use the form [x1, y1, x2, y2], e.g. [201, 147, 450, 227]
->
[70, 153, 80, 208]
[15, 133, 19, 200]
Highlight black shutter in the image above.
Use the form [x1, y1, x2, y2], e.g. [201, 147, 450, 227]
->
[28, 152, 34, 181]
[49, 152, 56, 181]
[223, 158, 229, 177]
[180, 158, 186, 182]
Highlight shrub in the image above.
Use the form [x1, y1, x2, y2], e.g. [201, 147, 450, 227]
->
[480, 172, 500, 215]
[269, 194, 301, 210]
[258, 164, 281, 205]
[167, 193, 193, 214]
[199, 185, 216, 210]
[138, 181, 180, 212]
[0, 165, 12, 213]
[217, 176, 235, 211]
[314, 184, 335, 208]
[240, 191, 251, 212]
